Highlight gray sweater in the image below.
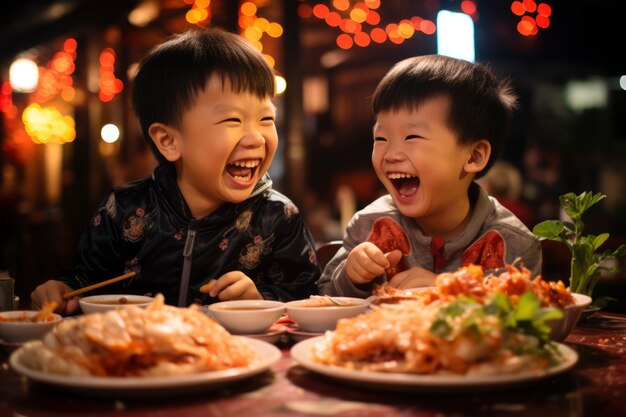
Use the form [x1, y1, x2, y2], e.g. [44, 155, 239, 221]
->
[317, 184, 542, 297]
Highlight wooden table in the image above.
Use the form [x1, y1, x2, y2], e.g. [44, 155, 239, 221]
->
[1, 312, 625, 417]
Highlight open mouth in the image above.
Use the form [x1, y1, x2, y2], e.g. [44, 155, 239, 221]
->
[388, 172, 420, 198]
[226, 159, 261, 182]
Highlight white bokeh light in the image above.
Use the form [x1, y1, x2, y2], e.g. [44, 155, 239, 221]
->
[275, 75, 287, 95]
[101, 123, 120, 143]
[9, 58, 39, 93]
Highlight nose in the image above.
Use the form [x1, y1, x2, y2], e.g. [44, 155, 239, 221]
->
[383, 142, 405, 162]
[240, 130, 265, 148]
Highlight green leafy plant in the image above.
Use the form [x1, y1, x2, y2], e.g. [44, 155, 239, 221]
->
[533, 192, 626, 302]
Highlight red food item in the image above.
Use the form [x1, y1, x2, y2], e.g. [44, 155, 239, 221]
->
[367, 217, 411, 278]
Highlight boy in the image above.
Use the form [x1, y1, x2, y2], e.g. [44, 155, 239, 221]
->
[32, 29, 320, 314]
[317, 54, 541, 297]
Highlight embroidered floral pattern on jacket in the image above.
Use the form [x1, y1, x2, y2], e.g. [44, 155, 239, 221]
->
[105, 193, 116, 218]
[239, 234, 274, 269]
[234, 209, 253, 231]
[122, 207, 155, 242]
[219, 239, 229, 251]
[92, 213, 102, 227]
[174, 230, 184, 241]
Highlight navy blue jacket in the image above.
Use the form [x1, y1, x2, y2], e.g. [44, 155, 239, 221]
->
[58, 164, 320, 306]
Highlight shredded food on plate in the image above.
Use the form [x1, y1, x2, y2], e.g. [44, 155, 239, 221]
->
[372, 264, 574, 308]
[18, 294, 259, 377]
[314, 265, 569, 375]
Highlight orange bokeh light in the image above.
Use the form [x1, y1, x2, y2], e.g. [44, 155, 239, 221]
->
[336, 33, 353, 49]
[354, 31, 371, 47]
[333, 0, 350, 12]
[370, 27, 387, 43]
[240, 2, 257, 17]
[325, 12, 342, 27]
[364, 0, 380, 9]
[340, 18, 360, 33]
[313, 4, 330, 19]
[365, 10, 381, 25]
[420, 20, 436, 35]
[63, 38, 77, 52]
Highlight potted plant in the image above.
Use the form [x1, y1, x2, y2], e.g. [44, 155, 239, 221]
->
[533, 191, 626, 307]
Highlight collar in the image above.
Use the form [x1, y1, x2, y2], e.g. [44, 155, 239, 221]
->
[152, 163, 273, 221]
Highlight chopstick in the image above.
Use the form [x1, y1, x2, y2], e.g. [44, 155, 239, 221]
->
[62, 271, 137, 300]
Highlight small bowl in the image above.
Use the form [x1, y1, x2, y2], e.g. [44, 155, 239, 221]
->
[285, 297, 370, 333]
[0, 310, 62, 343]
[548, 293, 593, 341]
[79, 294, 154, 314]
[207, 300, 285, 335]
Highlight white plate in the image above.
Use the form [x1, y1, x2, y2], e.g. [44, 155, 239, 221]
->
[9, 338, 281, 396]
[291, 336, 578, 391]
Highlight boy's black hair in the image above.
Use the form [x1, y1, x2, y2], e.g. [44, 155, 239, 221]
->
[371, 55, 518, 178]
[132, 28, 276, 164]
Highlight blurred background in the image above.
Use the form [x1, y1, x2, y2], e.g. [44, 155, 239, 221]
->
[1, 0, 625, 310]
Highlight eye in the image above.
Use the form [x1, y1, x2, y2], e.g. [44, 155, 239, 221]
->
[261, 116, 275, 123]
[405, 134, 422, 140]
[374, 136, 387, 142]
[218, 118, 241, 124]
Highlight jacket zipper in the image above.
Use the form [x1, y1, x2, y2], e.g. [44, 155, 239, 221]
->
[178, 228, 197, 306]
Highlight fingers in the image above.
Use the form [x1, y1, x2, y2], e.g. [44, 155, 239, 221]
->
[346, 242, 388, 284]
[362, 243, 390, 268]
[384, 249, 403, 268]
[206, 272, 261, 301]
[31, 281, 71, 314]
[218, 279, 260, 300]
[65, 298, 80, 315]
[199, 279, 217, 294]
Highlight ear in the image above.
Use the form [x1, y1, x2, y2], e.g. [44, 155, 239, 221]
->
[148, 123, 181, 162]
[464, 140, 491, 174]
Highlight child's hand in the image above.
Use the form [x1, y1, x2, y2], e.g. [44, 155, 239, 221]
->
[346, 242, 402, 284]
[199, 272, 262, 301]
[30, 280, 80, 316]
[387, 267, 437, 289]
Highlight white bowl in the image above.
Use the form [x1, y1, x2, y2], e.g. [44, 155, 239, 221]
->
[0, 310, 62, 343]
[285, 297, 370, 333]
[548, 293, 593, 341]
[79, 294, 154, 314]
[207, 300, 285, 335]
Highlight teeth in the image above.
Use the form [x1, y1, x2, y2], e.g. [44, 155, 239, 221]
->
[230, 160, 260, 168]
[387, 172, 417, 179]
[233, 174, 252, 181]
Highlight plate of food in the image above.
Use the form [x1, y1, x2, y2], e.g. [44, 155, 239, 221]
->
[291, 336, 577, 391]
[291, 277, 579, 391]
[9, 295, 281, 396]
[11, 338, 280, 395]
